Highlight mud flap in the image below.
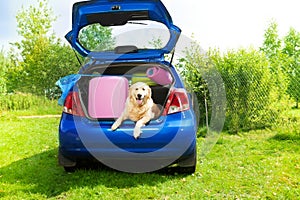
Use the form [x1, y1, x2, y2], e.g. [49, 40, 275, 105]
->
[58, 150, 76, 167]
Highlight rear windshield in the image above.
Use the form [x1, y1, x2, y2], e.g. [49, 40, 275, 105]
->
[78, 20, 170, 52]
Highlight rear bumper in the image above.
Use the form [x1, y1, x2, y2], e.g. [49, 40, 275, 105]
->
[58, 111, 197, 167]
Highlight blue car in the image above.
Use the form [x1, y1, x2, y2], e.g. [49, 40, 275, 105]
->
[58, 0, 198, 173]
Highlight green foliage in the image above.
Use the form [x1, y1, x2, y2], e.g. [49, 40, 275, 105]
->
[78, 24, 115, 51]
[282, 28, 300, 108]
[149, 37, 164, 49]
[177, 40, 289, 133]
[274, 105, 300, 138]
[0, 50, 8, 94]
[13, 0, 56, 58]
[260, 21, 282, 58]
[10, 40, 79, 98]
[260, 21, 300, 108]
[260, 21, 289, 97]
[176, 42, 212, 127]
[8, 0, 79, 98]
[211, 48, 283, 132]
[0, 93, 50, 111]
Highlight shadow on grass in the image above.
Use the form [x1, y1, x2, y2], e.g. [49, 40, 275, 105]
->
[271, 133, 300, 141]
[0, 148, 186, 198]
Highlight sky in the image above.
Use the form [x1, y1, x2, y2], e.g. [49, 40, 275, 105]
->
[1, 0, 300, 52]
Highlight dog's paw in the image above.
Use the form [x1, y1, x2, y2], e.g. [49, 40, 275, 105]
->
[111, 122, 119, 131]
[133, 127, 142, 139]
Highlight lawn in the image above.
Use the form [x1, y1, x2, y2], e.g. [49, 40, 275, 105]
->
[0, 112, 299, 199]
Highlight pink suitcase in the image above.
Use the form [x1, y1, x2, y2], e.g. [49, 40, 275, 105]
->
[88, 76, 128, 118]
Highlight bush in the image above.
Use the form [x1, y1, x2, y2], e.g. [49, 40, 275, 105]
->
[211, 48, 288, 132]
[178, 45, 288, 133]
[0, 93, 49, 111]
[7, 40, 79, 99]
[176, 43, 226, 133]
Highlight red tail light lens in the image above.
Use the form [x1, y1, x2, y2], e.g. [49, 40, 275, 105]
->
[163, 88, 190, 115]
[63, 92, 85, 117]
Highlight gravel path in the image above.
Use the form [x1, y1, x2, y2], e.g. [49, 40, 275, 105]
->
[18, 115, 61, 119]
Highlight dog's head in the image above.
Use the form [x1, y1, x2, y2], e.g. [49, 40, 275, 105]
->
[129, 82, 152, 106]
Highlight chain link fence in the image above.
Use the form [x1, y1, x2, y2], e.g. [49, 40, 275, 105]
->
[178, 47, 293, 133]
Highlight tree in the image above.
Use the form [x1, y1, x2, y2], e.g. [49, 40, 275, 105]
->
[282, 28, 300, 108]
[260, 21, 300, 108]
[13, 0, 56, 58]
[149, 37, 164, 49]
[260, 21, 288, 99]
[260, 21, 281, 59]
[9, 0, 79, 98]
[78, 24, 115, 51]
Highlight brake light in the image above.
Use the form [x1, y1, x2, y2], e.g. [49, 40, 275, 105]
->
[63, 92, 85, 117]
[163, 88, 190, 115]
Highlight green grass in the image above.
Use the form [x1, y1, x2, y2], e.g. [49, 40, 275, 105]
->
[0, 111, 299, 199]
[0, 98, 61, 119]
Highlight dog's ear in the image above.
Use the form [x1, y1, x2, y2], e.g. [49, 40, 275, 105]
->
[129, 86, 135, 101]
[146, 86, 152, 100]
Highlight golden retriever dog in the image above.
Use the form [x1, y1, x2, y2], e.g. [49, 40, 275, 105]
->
[111, 82, 160, 139]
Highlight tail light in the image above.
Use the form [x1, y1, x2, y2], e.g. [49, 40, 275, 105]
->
[63, 92, 85, 117]
[163, 88, 190, 115]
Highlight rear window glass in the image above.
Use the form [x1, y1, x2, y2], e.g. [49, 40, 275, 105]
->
[78, 20, 170, 52]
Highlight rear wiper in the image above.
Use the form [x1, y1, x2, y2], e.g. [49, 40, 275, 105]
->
[127, 21, 148, 25]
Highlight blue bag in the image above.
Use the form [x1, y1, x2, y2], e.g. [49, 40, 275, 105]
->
[56, 74, 81, 106]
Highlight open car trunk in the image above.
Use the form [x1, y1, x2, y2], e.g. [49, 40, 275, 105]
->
[76, 63, 174, 120]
